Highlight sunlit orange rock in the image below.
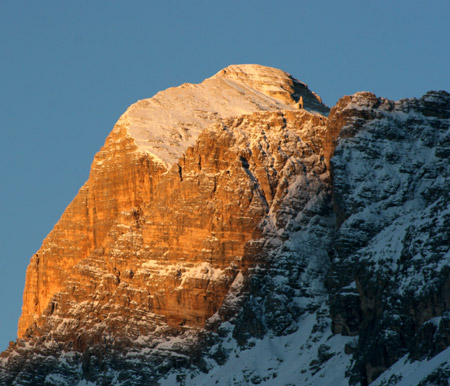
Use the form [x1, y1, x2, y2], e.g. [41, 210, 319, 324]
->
[18, 65, 330, 344]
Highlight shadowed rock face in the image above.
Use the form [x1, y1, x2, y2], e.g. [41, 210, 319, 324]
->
[327, 90, 450, 385]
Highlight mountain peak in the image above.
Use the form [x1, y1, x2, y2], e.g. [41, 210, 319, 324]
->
[116, 64, 329, 168]
[212, 63, 297, 89]
[2, 67, 449, 386]
[212, 64, 327, 110]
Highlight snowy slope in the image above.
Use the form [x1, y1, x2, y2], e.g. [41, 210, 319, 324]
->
[117, 64, 328, 167]
[160, 312, 355, 386]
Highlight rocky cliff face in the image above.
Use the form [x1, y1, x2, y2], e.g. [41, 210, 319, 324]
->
[327, 90, 450, 385]
[17, 64, 327, 340]
[1, 65, 449, 386]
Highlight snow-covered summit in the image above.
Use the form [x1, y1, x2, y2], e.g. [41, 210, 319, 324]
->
[116, 64, 329, 168]
[211, 64, 325, 107]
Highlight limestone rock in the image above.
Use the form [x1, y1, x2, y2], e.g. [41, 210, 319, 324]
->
[18, 64, 329, 340]
[19, 124, 167, 337]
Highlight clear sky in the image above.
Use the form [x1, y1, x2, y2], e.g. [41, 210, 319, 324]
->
[0, 0, 449, 351]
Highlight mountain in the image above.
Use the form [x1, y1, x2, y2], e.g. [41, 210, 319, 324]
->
[1, 65, 449, 386]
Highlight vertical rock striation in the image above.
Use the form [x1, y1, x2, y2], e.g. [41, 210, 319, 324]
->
[18, 64, 329, 340]
[19, 124, 167, 338]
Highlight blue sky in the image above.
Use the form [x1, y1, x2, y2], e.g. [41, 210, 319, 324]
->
[0, 0, 449, 351]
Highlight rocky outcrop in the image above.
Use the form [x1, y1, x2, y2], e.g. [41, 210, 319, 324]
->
[213, 65, 329, 115]
[327, 90, 450, 385]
